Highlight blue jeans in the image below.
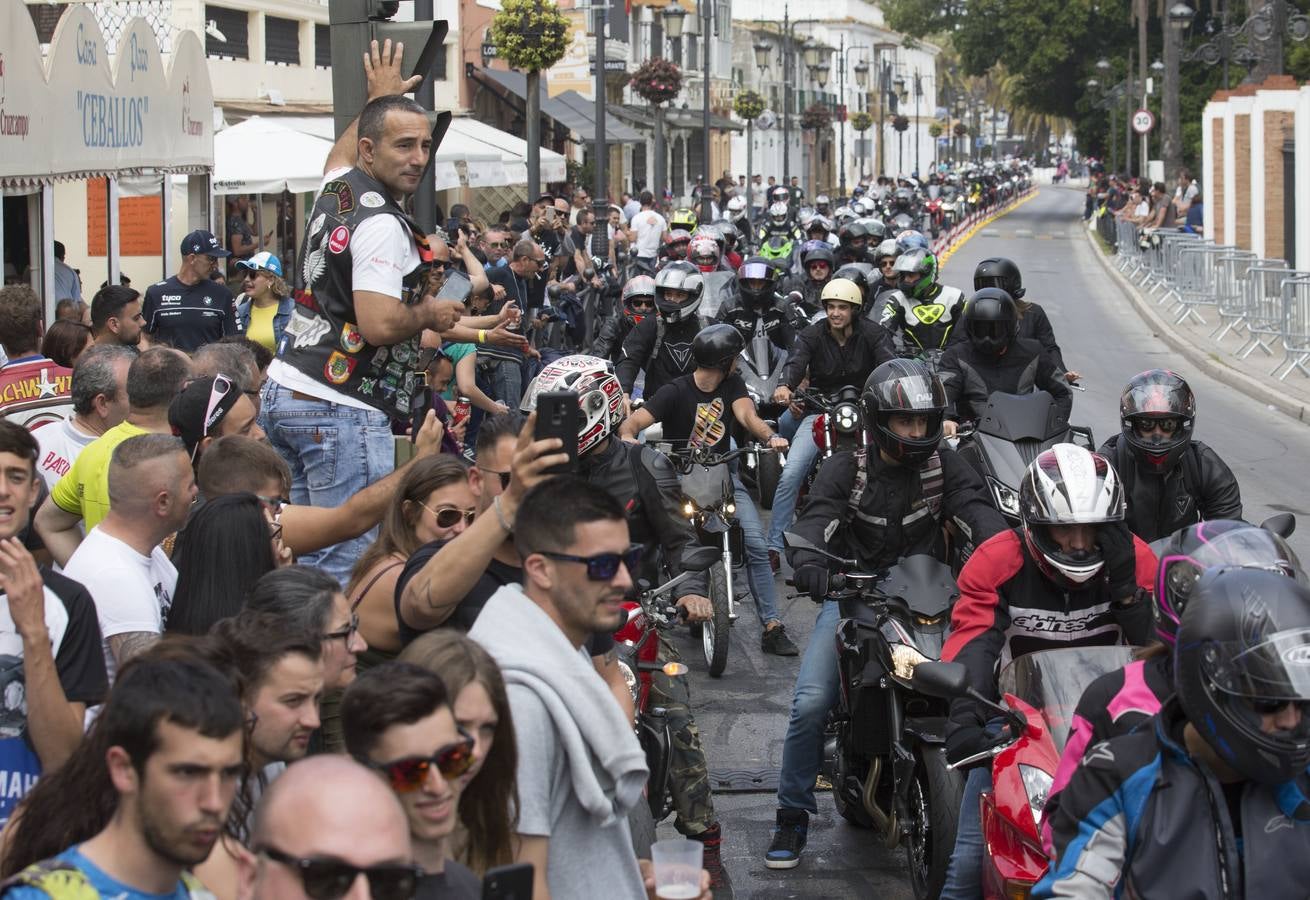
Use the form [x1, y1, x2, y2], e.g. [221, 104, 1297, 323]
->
[767, 412, 820, 554]
[260, 380, 396, 587]
[776, 600, 841, 812]
[486, 359, 524, 410]
[732, 476, 780, 626]
[939, 763, 993, 899]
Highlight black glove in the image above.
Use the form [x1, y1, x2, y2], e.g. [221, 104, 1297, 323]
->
[793, 564, 829, 602]
[1098, 521, 1138, 601]
[945, 711, 1009, 767]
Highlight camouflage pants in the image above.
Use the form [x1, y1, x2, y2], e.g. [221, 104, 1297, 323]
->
[648, 630, 716, 836]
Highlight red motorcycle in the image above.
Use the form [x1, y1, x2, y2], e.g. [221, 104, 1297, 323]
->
[911, 645, 1138, 899]
[924, 196, 945, 238]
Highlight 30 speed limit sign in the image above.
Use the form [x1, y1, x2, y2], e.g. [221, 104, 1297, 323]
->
[1132, 108, 1156, 134]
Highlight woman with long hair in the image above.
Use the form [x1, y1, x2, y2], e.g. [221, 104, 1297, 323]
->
[347, 454, 474, 660]
[399, 630, 517, 875]
[167, 494, 287, 636]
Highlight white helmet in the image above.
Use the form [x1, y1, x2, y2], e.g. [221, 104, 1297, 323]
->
[726, 195, 748, 215]
[1019, 444, 1127, 587]
[520, 355, 625, 456]
[768, 201, 790, 227]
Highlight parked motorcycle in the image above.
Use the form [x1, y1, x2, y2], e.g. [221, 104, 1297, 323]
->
[787, 532, 965, 900]
[911, 646, 1138, 900]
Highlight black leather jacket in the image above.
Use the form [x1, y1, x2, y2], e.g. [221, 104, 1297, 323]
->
[939, 336, 1073, 423]
[617, 314, 707, 399]
[1099, 435, 1243, 542]
[780, 318, 897, 395]
[577, 438, 708, 598]
[715, 297, 795, 352]
[779, 273, 827, 316]
[589, 313, 636, 362]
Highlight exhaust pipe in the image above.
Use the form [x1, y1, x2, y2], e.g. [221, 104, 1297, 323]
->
[860, 757, 902, 849]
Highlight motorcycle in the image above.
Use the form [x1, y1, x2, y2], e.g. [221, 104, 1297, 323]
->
[786, 532, 965, 900]
[911, 646, 1139, 900]
[953, 391, 1095, 525]
[617, 545, 720, 854]
[924, 196, 945, 239]
[796, 386, 870, 471]
[734, 297, 798, 509]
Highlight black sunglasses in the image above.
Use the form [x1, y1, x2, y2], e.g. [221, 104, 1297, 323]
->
[538, 544, 642, 581]
[256, 845, 420, 900]
[478, 467, 511, 490]
[1247, 696, 1310, 716]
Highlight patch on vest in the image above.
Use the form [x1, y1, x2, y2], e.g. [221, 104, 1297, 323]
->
[285, 309, 331, 350]
[323, 181, 355, 214]
[360, 191, 386, 209]
[325, 351, 357, 385]
[341, 323, 365, 353]
[328, 226, 350, 255]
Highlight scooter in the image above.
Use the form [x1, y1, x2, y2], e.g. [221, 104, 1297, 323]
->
[787, 533, 965, 900]
[911, 646, 1138, 900]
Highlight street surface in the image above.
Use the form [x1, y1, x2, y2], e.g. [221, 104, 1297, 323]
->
[656, 184, 1310, 898]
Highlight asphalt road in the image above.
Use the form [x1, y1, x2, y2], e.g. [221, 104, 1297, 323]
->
[656, 185, 1310, 899]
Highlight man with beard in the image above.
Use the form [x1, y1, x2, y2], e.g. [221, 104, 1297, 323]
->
[89, 285, 145, 348]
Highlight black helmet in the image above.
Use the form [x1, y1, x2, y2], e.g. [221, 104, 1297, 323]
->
[737, 258, 777, 312]
[963, 288, 1018, 358]
[1119, 369, 1196, 475]
[838, 221, 870, 248]
[861, 358, 947, 467]
[800, 242, 836, 272]
[974, 257, 1026, 299]
[653, 260, 705, 323]
[864, 219, 889, 243]
[1176, 566, 1310, 785]
[692, 323, 745, 372]
[1155, 520, 1306, 647]
[832, 263, 873, 301]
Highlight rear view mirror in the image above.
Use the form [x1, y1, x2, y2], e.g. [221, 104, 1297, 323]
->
[1260, 512, 1296, 539]
[910, 660, 970, 700]
[682, 546, 720, 572]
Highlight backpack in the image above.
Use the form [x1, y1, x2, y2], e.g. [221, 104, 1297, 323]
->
[845, 447, 945, 525]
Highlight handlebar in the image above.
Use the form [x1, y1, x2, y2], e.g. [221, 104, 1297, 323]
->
[662, 443, 778, 472]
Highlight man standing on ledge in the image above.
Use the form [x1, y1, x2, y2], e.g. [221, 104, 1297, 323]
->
[260, 40, 463, 585]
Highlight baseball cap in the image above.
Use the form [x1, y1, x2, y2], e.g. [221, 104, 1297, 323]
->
[181, 230, 231, 258]
[170, 374, 240, 461]
[235, 251, 284, 278]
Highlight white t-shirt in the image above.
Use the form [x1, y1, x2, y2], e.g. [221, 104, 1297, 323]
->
[630, 210, 668, 259]
[63, 526, 177, 683]
[33, 418, 98, 493]
[270, 167, 421, 409]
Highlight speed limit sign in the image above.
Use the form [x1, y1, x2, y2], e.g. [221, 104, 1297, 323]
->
[1132, 108, 1156, 134]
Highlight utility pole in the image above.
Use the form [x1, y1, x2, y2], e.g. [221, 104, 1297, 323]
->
[591, 0, 609, 262]
[838, 34, 847, 198]
[700, 0, 713, 223]
[782, 3, 791, 184]
[1137, 0, 1148, 177]
[913, 69, 921, 175]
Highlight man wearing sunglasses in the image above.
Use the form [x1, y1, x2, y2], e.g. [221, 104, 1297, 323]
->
[1098, 369, 1241, 543]
[342, 663, 481, 898]
[590, 275, 656, 364]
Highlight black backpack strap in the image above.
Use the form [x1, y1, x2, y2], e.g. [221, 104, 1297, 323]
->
[844, 447, 869, 525]
[920, 451, 945, 519]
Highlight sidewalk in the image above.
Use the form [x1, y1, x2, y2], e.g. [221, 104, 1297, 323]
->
[1084, 226, 1310, 425]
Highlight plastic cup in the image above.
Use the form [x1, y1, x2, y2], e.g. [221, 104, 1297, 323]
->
[650, 837, 703, 899]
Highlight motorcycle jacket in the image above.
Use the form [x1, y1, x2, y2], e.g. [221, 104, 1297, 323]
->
[578, 437, 708, 599]
[1099, 434, 1243, 543]
[715, 296, 795, 353]
[589, 313, 635, 362]
[939, 336, 1074, 424]
[947, 300, 1068, 374]
[786, 446, 1007, 574]
[1034, 698, 1310, 900]
[779, 272, 827, 315]
[781, 319, 897, 395]
[756, 222, 803, 246]
[835, 244, 873, 267]
[617, 313, 707, 399]
[942, 528, 1156, 754]
[878, 283, 968, 352]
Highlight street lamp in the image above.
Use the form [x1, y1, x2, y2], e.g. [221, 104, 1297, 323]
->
[802, 41, 821, 69]
[811, 65, 829, 88]
[854, 62, 869, 89]
[652, 5, 687, 208]
[872, 42, 897, 177]
[753, 41, 771, 70]
[697, 0, 713, 223]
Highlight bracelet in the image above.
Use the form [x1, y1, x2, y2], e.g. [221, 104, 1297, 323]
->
[492, 494, 513, 533]
[477, 329, 487, 344]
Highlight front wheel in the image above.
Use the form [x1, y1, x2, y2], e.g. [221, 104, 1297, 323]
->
[904, 744, 963, 900]
[703, 562, 732, 677]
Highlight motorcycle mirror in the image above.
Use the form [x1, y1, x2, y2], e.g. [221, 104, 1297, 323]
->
[682, 546, 721, 572]
[1260, 512, 1297, 539]
[782, 532, 858, 569]
[910, 660, 970, 700]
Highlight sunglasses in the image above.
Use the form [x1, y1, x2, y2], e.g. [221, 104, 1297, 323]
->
[193, 374, 234, 463]
[322, 612, 359, 643]
[630, 299, 656, 311]
[538, 544, 643, 581]
[256, 845, 420, 900]
[366, 729, 477, 792]
[420, 501, 476, 529]
[1132, 417, 1183, 436]
[485, 240, 510, 249]
[1247, 697, 1310, 716]
[478, 467, 511, 490]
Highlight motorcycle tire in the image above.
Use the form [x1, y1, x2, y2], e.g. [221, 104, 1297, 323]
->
[905, 745, 963, 900]
[702, 562, 732, 678]
[755, 451, 783, 510]
[627, 796, 657, 858]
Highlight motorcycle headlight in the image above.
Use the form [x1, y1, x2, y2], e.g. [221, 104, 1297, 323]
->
[683, 500, 697, 517]
[616, 659, 639, 707]
[889, 643, 930, 681]
[834, 403, 861, 434]
[1019, 764, 1054, 827]
[725, 502, 736, 514]
[988, 477, 1021, 518]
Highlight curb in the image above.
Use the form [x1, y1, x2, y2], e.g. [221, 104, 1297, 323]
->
[936, 189, 1040, 266]
[1083, 226, 1310, 425]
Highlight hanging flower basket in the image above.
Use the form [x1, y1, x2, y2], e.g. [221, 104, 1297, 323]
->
[733, 89, 766, 122]
[849, 111, 873, 133]
[800, 102, 831, 131]
[953, 122, 970, 138]
[893, 115, 910, 133]
[631, 57, 683, 105]
[489, 0, 571, 73]
[928, 122, 943, 138]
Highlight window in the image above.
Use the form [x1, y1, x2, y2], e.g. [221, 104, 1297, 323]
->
[205, 6, 249, 60]
[265, 15, 299, 66]
[315, 24, 330, 68]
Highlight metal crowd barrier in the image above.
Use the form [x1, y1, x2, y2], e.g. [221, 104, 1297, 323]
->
[1211, 254, 1283, 342]
[1235, 265, 1297, 360]
[1274, 276, 1310, 381]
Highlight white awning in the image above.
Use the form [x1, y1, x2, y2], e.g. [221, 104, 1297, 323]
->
[212, 118, 335, 195]
[445, 118, 567, 185]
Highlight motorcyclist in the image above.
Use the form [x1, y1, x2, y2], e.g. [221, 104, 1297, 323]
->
[670, 207, 699, 233]
[688, 235, 725, 274]
[757, 201, 802, 249]
[764, 278, 897, 565]
[717, 258, 797, 353]
[661, 228, 693, 264]
[618, 260, 707, 401]
[804, 215, 836, 246]
[1035, 566, 1310, 899]
[1098, 369, 1243, 543]
[834, 221, 872, 266]
[590, 274, 657, 362]
[725, 196, 751, 244]
[814, 193, 832, 217]
[619, 324, 797, 656]
[764, 359, 1008, 868]
[938, 288, 1073, 436]
[870, 239, 902, 309]
[939, 443, 1157, 899]
[519, 356, 728, 886]
[780, 241, 836, 315]
[713, 219, 745, 269]
[969, 257, 1079, 382]
[878, 248, 968, 357]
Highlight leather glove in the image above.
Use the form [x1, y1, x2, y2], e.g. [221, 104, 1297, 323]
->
[792, 564, 830, 603]
[1098, 521, 1138, 601]
[945, 711, 1008, 768]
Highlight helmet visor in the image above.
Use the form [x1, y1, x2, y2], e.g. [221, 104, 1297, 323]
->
[738, 262, 773, 282]
[1211, 628, 1310, 705]
[870, 371, 947, 412]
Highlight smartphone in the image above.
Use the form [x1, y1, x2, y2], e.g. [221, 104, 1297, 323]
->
[533, 390, 579, 475]
[481, 862, 534, 900]
[410, 385, 434, 444]
[436, 268, 472, 302]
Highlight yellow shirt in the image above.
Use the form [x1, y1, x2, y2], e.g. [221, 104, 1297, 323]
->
[246, 301, 278, 352]
[50, 421, 149, 530]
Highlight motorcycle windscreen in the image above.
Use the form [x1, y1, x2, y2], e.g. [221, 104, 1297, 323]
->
[700, 271, 738, 319]
[976, 390, 1067, 442]
[996, 646, 1138, 756]
[679, 462, 733, 508]
[878, 554, 959, 620]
